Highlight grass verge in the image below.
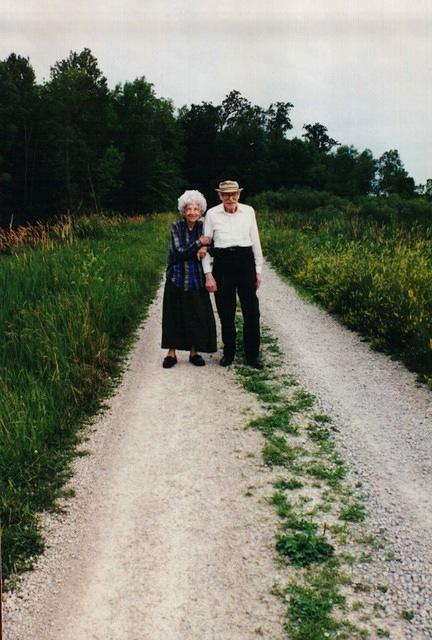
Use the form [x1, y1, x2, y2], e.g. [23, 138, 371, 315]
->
[1, 213, 172, 579]
[258, 211, 432, 385]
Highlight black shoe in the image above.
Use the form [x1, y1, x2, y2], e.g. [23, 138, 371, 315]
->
[219, 356, 234, 367]
[246, 359, 264, 370]
[189, 354, 205, 366]
[162, 355, 177, 369]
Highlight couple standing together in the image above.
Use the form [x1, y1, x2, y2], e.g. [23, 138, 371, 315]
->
[161, 180, 263, 370]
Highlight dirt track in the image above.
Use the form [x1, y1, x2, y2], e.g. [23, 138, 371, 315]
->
[259, 262, 432, 638]
[4, 262, 432, 639]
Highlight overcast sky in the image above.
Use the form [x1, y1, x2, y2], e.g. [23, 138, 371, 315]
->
[1, 0, 431, 184]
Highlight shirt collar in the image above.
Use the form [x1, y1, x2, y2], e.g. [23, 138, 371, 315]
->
[221, 202, 243, 214]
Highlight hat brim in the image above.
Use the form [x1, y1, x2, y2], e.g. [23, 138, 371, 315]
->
[215, 187, 243, 192]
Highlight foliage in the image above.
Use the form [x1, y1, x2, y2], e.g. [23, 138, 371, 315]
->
[0, 50, 183, 224]
[112, 78, 183, 212]
[303, 122, 339, 153]
[40, 49, 112, 213]
[375, 149, 415, 197]
[258, 194, 432, 380]
[1, 48, 421, 225]
[0, 54, 39, 216]
[178, 90, 294, 202]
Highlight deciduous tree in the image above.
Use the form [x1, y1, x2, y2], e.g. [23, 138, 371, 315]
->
[113, 77, 183, 212]
[375, 149, 415, 197]
[303, 122, 339, 153]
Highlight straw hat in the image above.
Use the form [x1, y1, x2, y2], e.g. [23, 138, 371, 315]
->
[215, 180, 243, 193]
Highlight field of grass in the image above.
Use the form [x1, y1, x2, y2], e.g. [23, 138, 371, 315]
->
[0, 213, 172, 578]
[254, 193, 432, 383]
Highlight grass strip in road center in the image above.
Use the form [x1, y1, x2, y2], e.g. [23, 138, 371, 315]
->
[234, 322, 413, 639]
[0, 213, 172, 580]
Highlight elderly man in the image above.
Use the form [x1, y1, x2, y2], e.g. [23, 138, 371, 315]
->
[201, 180, 263, 369]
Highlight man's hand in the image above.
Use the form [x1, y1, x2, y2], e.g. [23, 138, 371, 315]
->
[199, 235, 212, 246]
[197, 246, 207, 260]
[256, 274, 262, 289]
[205, 273, 217, 292]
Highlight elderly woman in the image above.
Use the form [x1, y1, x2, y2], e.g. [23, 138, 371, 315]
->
[161, 190, 217, 368]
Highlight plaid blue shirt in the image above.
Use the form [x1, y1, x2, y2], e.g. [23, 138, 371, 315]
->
[166, 219, 205, 290]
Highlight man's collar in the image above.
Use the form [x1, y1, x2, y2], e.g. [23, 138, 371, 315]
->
[222, 203, 242, 214]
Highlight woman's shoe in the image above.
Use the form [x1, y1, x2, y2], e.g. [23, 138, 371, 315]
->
[162, 355, 177, 368]
[189, 354, 205, 366]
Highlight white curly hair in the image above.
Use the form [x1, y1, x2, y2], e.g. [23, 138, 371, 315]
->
[177, 190, 207, 216]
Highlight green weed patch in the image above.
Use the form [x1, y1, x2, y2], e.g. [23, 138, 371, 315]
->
[274, 478, 303, 491]
[307, 461, 346, 487]
[285, 566, 346, 640]
[250, 406, 299, 437]
[262, 436, 305, 468]
[276, 531, 335, 567]
[339, 503, 367, 523]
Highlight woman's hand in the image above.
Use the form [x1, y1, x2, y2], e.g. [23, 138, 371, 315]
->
[197, 246, 207, 260]
[199, 235, 211, 246]
[205, 273, 217, 292]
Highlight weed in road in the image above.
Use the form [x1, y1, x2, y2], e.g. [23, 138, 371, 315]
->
[262, 436, 305, 468]
[234, 320, 407, 639]
[401, 609, 414, 622]
[307, 461, 346, 488]
[274, 478, 303, 491]
[250, 405, 299, 437]
[276, 531, 335, 567]
[339, 503, 366, 523]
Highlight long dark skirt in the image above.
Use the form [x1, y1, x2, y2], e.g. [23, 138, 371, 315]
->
[161, 279, 217, 353]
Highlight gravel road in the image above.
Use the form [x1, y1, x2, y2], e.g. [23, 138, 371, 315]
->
[4, 283, 285, 640]
[260, 262, 432, 638]
[4, 261, 432, 639]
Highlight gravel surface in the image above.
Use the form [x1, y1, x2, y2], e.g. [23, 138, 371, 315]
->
[4, 261, 432, 639]
[4, 284, 286, 640]
[260, 262, 432, 639]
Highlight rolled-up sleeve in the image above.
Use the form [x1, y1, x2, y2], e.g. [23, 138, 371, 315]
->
[250, 210, 263, 274]
[201, 213, 214, 274]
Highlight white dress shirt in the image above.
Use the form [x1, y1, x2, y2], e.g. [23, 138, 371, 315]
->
[202, 202, 263, 274]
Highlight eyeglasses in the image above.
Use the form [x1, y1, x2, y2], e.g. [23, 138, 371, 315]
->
[220, 192, 239, 199]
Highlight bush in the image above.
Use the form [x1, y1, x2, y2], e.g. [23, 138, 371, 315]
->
[249, 188, 336, 213]
[259, 204, 432, 380]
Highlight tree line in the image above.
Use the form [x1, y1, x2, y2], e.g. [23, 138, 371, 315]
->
[0, 48, 420, 226]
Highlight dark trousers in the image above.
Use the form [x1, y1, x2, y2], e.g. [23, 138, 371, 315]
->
[213, 247, 260, 362]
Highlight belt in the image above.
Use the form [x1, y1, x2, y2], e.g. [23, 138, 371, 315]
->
[213, 246, 253, 253]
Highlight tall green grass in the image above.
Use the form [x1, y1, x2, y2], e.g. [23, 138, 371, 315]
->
[1, 213, 171, 577]
[257, 200, 432, 383]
